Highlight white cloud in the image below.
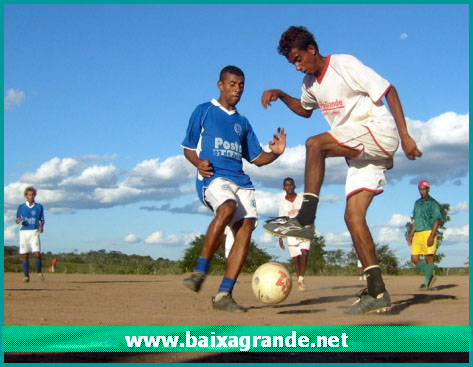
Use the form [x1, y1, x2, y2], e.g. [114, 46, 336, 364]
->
[60, 165, 118, 189]
[182, 232, 203, 244]
[257, 232, 278, 245]
[4, 210, 17, 223]
[324, 231, 352, 248]
[4, 224, 18, 241]
[443, 224, 469, 244]
[145, 231, 180, 245]
[20, 157, 82, 186]
[377, 227, 404, 244]
[124, 233, 141, 243]
[4, 89, 25, 110]
[450, 201, 468, 215]
[386, 214, 411, 227]
[400, 33, 408, 40]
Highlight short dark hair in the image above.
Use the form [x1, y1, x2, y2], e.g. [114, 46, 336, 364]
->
[219, 65, 245, 82]
[283, 177, 295, 185]
[278, 26, 319, 56]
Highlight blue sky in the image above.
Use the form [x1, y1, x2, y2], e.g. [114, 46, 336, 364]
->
[4, 4, 469, 267]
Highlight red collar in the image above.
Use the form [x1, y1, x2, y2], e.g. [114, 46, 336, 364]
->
[316, 55, 331, 84]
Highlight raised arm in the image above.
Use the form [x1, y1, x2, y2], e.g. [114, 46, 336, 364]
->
[262, 89, 312, 118]
[252, 128, 287, 167]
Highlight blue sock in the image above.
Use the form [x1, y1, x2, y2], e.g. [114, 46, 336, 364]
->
[218, 277, 236, 294]
[194, 257, 210, 274]
[35, 259, 42, 273]
[22, 261, 29, 276]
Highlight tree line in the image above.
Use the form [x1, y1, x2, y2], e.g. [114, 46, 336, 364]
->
[5, 202, 466, 276]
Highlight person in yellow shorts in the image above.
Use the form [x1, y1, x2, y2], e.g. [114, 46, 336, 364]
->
[408, 180, 443, 290]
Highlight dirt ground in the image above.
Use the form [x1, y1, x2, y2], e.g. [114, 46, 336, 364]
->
[4, 272, 469, 363]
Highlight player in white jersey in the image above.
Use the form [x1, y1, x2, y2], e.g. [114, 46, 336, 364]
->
[278, 178, 311, 291]
[262, 26, 422, 314]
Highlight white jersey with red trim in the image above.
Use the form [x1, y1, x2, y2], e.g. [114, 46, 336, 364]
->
[279, 194, 310, 250]
[279, 194, 304, 219]
[300, 54, 396, 132]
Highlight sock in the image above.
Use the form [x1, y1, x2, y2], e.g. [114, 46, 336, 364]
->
[298, 276, 304, 282]
[218, 277, 236, 294]
[424, 264, 435, 284]
[416, 260, 426, 274]
[22, 260, 29, 276]
[194, 257, 210, 274]
[35, 259, 42, 273]
[296, 193, 319, 226]
[214, 292, 229, 302]
[364, 266, 385, 297]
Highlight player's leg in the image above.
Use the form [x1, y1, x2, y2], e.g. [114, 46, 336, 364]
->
[21, 253, 30, 283]
[184, 200, 236, 292]
[213, 218, 255, 312]
[298, 249, 309, 291]
[19, 231, 31, 282]
[31, 231, 44, 281]
[264, 132, 358, 239]
[411, 231, 430, 289]
[424, 252, 437, 290]
[344, 190, 391, 314]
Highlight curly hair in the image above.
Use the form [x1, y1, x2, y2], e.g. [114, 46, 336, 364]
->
[23, 186, 37, 197]
[219, 65, 245, 82]
[277, 26, 319, 56]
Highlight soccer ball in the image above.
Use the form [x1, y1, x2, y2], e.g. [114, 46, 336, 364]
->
[252, 262, 292, 304]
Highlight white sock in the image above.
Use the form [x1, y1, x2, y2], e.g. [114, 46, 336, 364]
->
[214, 292, 229, 302]
[298, 276, 304, 282]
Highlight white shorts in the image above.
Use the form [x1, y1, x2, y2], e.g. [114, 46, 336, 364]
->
[204, 177, 258, 228]
[327, 124, 399, 198]
[224, 226, 234, 258]
[19, 229, 41, 254]
[287, 236, 310, 258]
[357, 259, 362, 268]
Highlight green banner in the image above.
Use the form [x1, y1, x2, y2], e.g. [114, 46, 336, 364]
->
[3, 326, 470, 353]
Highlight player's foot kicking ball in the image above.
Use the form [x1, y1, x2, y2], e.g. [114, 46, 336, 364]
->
[264, 217, 315, 241]
[344, 288, 391, 314]
[212, 293, 246, 312]
[183, 272, 206, 292]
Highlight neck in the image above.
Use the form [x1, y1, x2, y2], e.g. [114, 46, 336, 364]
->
[217, 97, 235, 111]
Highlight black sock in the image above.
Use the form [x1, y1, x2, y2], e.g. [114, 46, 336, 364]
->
[296, 194, 319, 226]
[364, 266, 385, 297]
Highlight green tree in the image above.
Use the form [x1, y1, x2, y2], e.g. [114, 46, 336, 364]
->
[305, 234, 326, 275]
[324, 249, 346, 275]
[405, 202, 451, 264]
[375, 243, 400, 275]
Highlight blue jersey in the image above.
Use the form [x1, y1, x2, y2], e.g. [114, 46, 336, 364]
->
[181, 99, 263, 205]
[17, 202, 44, 230]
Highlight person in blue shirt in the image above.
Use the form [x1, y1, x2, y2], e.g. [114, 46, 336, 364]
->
[181, 65, 286, 312]
[16, 186, 45, 283]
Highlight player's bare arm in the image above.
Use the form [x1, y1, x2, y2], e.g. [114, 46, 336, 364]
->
[385, 86, 422, 160]
[39, 219, 44, 233]
[427, 219, 440, 247]
[261, 89, 312, 118]
[183, 148, 214, 178]
[253, 128, 286, 167]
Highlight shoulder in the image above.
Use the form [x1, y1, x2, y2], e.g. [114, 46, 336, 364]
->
[17, 203, 25, 210]
[36, 203, 44, 209]
[194, 101, 213, 112]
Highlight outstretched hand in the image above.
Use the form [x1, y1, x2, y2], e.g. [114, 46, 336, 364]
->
[261, 89, 282, 109]
[269, 127, 286, 155]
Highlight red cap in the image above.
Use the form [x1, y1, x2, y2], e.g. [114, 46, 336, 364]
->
[418, 180, 430, 188]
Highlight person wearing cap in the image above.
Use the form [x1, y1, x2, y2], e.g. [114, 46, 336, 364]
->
[408, 180, 443, 290]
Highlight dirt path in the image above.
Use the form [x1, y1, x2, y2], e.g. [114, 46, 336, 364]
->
[4, 272, 468, 326]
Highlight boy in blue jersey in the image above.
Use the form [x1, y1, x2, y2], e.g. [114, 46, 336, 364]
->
[16, 186, 45, 283]
[181, 65, 286, 312]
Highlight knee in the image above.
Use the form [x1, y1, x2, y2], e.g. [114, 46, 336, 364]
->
[344, 210, 363, 228]
[305, 136, 321, 151]
[216, 201, 236, 223]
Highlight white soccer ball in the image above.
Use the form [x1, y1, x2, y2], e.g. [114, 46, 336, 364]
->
[252, 262, 292, 304]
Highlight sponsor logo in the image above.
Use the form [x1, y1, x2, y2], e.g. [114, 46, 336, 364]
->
[234, 123, 242, 135]
[319, 99, 344, 116]
[213, 137, 242, 160]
